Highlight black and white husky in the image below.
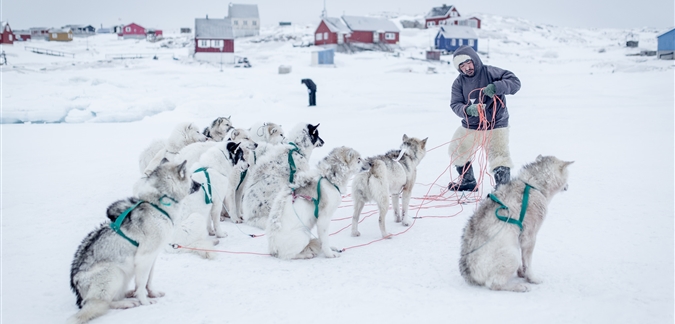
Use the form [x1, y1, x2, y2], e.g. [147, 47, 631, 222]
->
[351, 135, 428, 238]
[267, 147, 368, 259]
[68, 160, 201, 324]
[241, 123, 324, 229]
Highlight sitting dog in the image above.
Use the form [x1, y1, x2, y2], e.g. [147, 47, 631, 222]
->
[138, 122, 208, 175]
[459, 155, 573, 292]
[174, 128, 257, 175]
[351, 135, 428, 238]
[241, 123, 324, 229]
[249, 122, 285, 145]
[68, 160, 201, 324]
[267, 147, 368, 259]
[202, 116, 234, 142]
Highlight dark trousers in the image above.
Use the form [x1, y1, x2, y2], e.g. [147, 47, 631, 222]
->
[309, 91, 316, 106]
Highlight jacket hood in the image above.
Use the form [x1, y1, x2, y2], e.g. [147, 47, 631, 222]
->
[452, 45, 483, 75]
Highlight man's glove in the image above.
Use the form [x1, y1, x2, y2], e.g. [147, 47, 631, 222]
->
[483, 84, 496, 98]
[465, 104, 482, 117]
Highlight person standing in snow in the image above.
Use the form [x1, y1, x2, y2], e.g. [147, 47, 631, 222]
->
[447, 45, 521, 191]
[301, 78, 317, 106]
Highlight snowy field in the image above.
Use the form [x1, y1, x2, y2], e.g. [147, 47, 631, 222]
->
[2, 14, 674, 323]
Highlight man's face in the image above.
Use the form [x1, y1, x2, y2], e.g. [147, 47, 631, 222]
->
[459, 60, 474, 76]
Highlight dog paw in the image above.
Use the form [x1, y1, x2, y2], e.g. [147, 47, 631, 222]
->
[231, 217, 243, 224]
[351, 230, 361, 237]
[526, 276, 542, 284]
[219, 215, 227, 222]
[125, 290, 135, 298]
[324, 249, 341, 258]
[216, 230, 228, 238]
[382, 233, 393, 239]
[402, 219, 410, 226]
[212, 239, 220, 246]
[147, 290, 165, 298]
[207, 227, 216, 236]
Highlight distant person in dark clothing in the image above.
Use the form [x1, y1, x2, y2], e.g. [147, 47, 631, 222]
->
[301, 79, 317, 106]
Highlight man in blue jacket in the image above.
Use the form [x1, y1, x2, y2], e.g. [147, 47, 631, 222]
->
[447, 45, 521, 191]
[301, 78, 317, 106]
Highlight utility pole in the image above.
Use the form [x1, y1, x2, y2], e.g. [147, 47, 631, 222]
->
[321, 0, 327, 18]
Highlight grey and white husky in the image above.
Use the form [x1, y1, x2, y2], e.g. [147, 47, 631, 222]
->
[68, 160, 201, 324]
[267, 147, 368, 260]
[241, 123, 324, 229]
[351, 135, 428, 238]
[202, 116, 234, 142]
[459, 155, 573, 292]
[138, 122, 208, 175]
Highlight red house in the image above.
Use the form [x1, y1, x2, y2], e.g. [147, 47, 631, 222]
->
[425, 5, 481, 29]
[194, 17, 235, 63]
[120, 23, 146, 39]
[314, 17, 351, 46]
[1, 21, 15, 45]
[340, 16, 400, 45]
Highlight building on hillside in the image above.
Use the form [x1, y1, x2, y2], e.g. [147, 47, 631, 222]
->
[48, 28, 73, 41]
[341, 15, 400, 45]
[120, 23, 146, 39]
[194, 17, 235, 63]
[147, 29, 163, 41]
[112, 25, 123, 34]
[228, 3, 260, 37]
[1, 22, 15, 44]
[314, 17, 351, 46]
[425, 4, 481, 29]
[14, 29, 31, 41]
[434, 26, 478, 53]
[30, 27, 50, 40]
[62, 24, 96, 36]
[657, 28, 675, 60]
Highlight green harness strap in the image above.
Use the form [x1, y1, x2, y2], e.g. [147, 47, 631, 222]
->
[488, 183, 535, 231]
[287, 142, 303, 184]
[236, 151, 256, 191]
[193, 167, 213, 204]
[110, 200, 173, 247]
[313, 177, 341, 218]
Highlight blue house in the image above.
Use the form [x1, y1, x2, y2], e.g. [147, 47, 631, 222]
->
[657, 28, 675, 60]
[434, 26, 478, 53]
[311, 48, 334, 65]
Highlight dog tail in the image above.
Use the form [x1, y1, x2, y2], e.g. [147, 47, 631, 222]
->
[66, 299, 109, 324]
[369, 160, 387, 179]
[106, 197, 141, 222]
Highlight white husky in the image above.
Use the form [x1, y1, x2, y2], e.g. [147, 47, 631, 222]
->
[249, 122, 285, 145]
[241, 123, 324, 229]
[138, 122, 208, 175]
[267, 147, 368, 259]
[459, 155, 573, 292]
[174, 128, 257, 174]
[68, 160, 201, 324]
[351, 135, 428, 238]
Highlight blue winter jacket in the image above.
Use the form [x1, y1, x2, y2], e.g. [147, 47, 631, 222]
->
[450, 46, 521, 130]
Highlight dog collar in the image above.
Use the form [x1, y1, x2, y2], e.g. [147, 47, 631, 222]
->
[288, 142, 304, 184]
[193, 167, 213, 204]
[488, 183, 536, 231]
[110, 200, 173, 247]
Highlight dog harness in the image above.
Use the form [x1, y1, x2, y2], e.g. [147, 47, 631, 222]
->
[292, 177, 340, 218]
[488, 183, 536, 231]
[110, 197, 174, 247]
[236, 151, 256, 191]
[193, 167, 213, 204]
[287, 142, 304, 184]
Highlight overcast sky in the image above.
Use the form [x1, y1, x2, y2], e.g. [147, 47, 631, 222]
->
[3, 0, 674, 31]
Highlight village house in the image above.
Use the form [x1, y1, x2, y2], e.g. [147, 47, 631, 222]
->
[14, 29, 31, 41]
[228, 3, 260, 37]
[425, 4, 481, 29]
[48, 28, 73, 42]
[657, 28, 675, 60]
[434, 26, 478, 53]
[314, 17, 351, 46]
[120, 23, 146, 39]
[62, 24, 96, 36]
[30, 27, 50, 40]
[340, 15, 400, 45]
[1, 21, 15, 44]
[194, 17, 235, 63]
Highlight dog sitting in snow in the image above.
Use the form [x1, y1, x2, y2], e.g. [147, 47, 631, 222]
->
[138, 122, 208, 175]
[202, 116, 234, 142]
[459, 155, 573, 292]
[351, 135, 427, 238]
[241, 123, 324, 229]
[267, 146, 368, 259]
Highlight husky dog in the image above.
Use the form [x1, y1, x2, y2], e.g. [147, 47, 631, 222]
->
[351, 135, 428, 238]
[202, 116, 234, 142]
[241, 123, 324, 229]
[68, 160, 201, 324]
[459, 155, 573, 292]
[138, 122, 208, 175]
[181, 141, 249, 240]
[249, 122, 285, 145]
[174, 128, 257, 173]
[267, 147, 368, 259]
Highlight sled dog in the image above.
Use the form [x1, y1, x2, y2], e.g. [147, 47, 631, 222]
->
[249, 122, 285, 145]
[351, 135, 428, 238]
[174, 128, 257, 174]
[267, 147, 368, 259]
[241, 123, 324, 229]
[459, 155, 573, 292]
[68, 160, 201, 324]
[138, 122, 208, 175]
[202, 116, 234, 142]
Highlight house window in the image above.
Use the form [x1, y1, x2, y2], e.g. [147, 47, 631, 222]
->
[125, 27, 130, 32]
[440, 20, 446, 25]
[198, 39, 209, 48]
[211, 40, 222, 47]
[9, 34, 12, 41]
[234, 20, 238, 25]
[427, 21, 435, 27]
[253, 20, 257, 26]
[52, 33, 57, 38]
[243, 20, 248, 26]
[323, 32, 328, 39]
[469, 39, 475, 46]
[68, 34, 72, 39]
[385, 33, 395, 40]
[316, 33, 323, 41]
[451, 38, 456, 46]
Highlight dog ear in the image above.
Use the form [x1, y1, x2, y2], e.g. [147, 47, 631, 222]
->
[402, 134, 409, 141]
[562, 161, 575, 169]
[160, 157, 170, 165]
[536, 154, 544, 162]
[421, 137, 428, 149]
[232, 129, 240, 138]
[226, 141, 241, 153]
[308, 123, 320, 135]
[177, 160, 188, 179]
[270, 128, 277, 135]
[227, 115, 231, 121]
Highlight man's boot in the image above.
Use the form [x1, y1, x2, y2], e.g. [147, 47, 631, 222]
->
[493, 166, 510, 190]
[448, 162, 477, 191]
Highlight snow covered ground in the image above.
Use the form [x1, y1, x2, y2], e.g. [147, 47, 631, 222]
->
[2, 14, 673, 323]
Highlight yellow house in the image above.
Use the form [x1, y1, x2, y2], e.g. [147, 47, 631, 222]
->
[48, 28, 73, 41]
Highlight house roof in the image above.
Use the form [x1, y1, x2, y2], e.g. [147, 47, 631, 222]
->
[341, 16, 399, 33]
[228, 4, 259, 18]
[48, 28, 72, 33]
[323, 17, 350, 33]
[437, 26, 477, 39]
[195, 18, 234, 39]
[1, 21, 8, 29]
[656, 27, 675, 38]
[426, 4, 455, 18]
